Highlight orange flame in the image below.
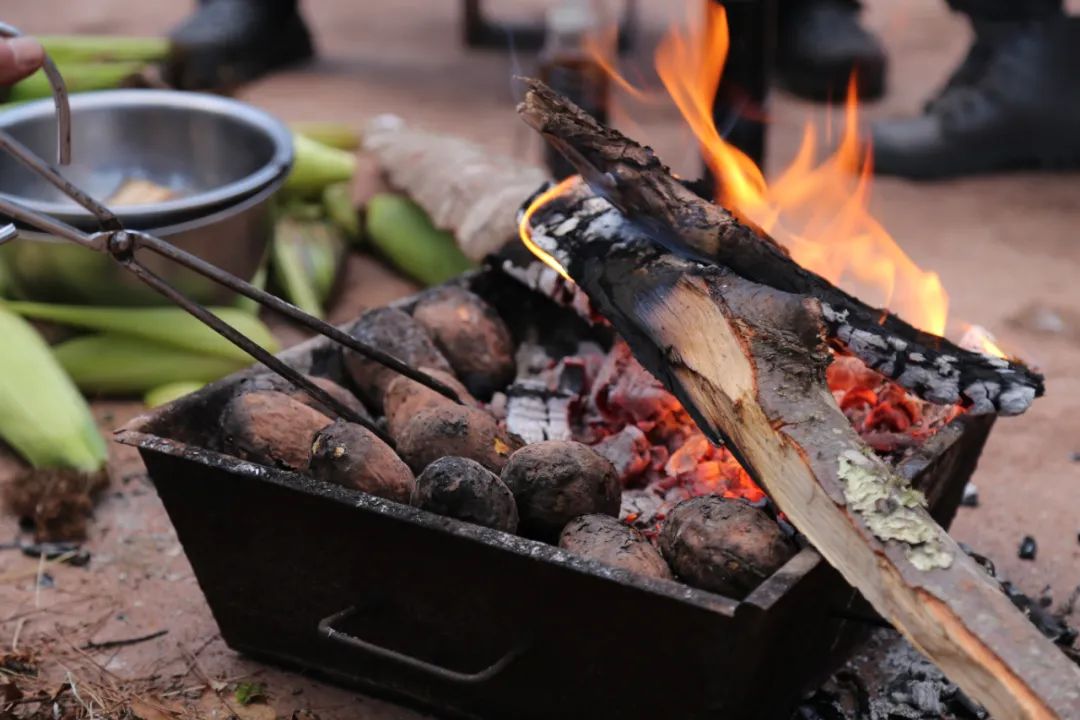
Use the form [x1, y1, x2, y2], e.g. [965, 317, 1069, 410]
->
[959, 324, 1009, 359]
[653, 4, 949, 335]
[518, 177, 578, 282]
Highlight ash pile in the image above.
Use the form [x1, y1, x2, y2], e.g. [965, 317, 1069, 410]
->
[797, 553, 1080, 720]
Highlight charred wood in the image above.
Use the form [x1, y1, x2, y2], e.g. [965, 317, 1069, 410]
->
[516, 80, 1043, 416]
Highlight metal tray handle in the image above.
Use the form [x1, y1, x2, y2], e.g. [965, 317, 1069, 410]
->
[318, 606, 525, 686]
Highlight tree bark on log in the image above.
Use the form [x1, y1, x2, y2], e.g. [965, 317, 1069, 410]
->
[516, 79, 1044, 417]
[521, 194, 1080, 718]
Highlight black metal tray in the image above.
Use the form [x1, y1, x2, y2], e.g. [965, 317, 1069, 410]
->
[117, 270, 994, 720]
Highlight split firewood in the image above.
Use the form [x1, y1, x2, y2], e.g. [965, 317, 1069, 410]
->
[221, 391, 332, 471]
[309, 420, 415, 503]
[519, 186, 1080, 717]
[658, 496, 795, 598]
[501, 440, 621, 541]
[412, 286, 516, 398]
[559, 514, 672, 580]
[411, 455, 518, 532]
[363, 115, 549, 261]
[516, 79, 1044, 417]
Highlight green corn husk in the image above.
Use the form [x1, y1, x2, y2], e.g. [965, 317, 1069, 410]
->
[323, 182, 361, 242]
[0, 257, 10, 298]
[144, 381, 206, 408]
[233, 258, 269, 315]
[7, 61, 146, 103]
[2, 301, 278, 362]
[0, 306, 106, 471]
[365, 194, 474, 286]
[54, 334, 247, 394]
[39, 35, 170, 64]
[278, 198, 325, 222]
[284, 134, 357, 197]
[271, 217, 346, 319]
[290, 122, 360, 151]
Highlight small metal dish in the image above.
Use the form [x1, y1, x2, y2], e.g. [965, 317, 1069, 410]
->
[0, 90, 293, 304]
[0, 89, 293, 229]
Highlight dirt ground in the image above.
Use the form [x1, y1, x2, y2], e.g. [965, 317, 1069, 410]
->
[1, 0, 1079, 718]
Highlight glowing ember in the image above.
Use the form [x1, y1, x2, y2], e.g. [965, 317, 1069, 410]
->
[507, 337, 960, 539]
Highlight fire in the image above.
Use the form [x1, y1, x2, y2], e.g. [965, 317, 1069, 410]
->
[959, 323, 1009, 359]
[652, 3, 948, 335]
[523, 4, 950, 335]
[518, 177, 576, 282]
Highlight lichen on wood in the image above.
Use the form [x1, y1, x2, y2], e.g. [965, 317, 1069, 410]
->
[837, 449, 952, 571]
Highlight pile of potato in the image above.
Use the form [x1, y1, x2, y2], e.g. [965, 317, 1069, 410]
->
[218, 285, 794, 597]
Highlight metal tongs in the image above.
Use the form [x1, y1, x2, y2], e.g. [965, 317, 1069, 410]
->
[0, 25, 460, 445]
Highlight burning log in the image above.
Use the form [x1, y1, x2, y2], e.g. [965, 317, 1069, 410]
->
[517, 79, 1044, 417]
[411, 456, 519, 533]
[501, 440, 620, 541]
[519, 204, 1080, 718]
[221, 391, 332, 471]
[309, 420, 416, 503]
[559, 514, 672, 580]
[412, 286, 516, 398]
[658, 496, 795, 599]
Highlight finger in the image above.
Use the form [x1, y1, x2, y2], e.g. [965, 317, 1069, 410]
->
[0, 36, 45, 86]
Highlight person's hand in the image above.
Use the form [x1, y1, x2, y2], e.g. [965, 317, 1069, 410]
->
[0, 36, 44, 85]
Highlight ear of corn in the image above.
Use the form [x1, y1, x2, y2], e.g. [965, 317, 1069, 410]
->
[0, 257, 10, 298]
[53, 334, 248, 394]
[284, 134, 357, 196]
[271, 216, 346, 319]
[323, 182, 361, 242]
[232, 259, 269, 315]
[0, 306, 106, 471]
[144, 381, 206, 408]
[365, 193, 474, 286]
[7, 61, 146, 103]
[290, 122, 360, 151]
[2, 301, 278, 362]
[38, 35, 171, 64]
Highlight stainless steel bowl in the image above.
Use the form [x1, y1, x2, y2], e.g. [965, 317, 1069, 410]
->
[0, 182, 276, 306]
[0, 90, 293, 304]
[0, 90, 293, 228]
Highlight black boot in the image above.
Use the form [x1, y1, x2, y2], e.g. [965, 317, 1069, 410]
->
[167, 0, 314, 91]
[775, 0, 887, 101]
[872, 15, 1080, 178]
